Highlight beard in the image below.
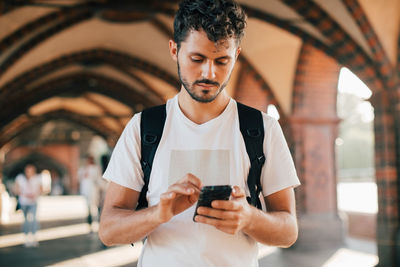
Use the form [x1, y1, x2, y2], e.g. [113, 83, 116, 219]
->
[177, 60, 230, 103]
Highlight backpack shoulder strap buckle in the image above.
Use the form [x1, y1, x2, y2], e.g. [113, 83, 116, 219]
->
[143, 133, 158, 144]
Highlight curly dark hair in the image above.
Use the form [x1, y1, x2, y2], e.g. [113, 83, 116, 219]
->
[173, 0, 247, 49]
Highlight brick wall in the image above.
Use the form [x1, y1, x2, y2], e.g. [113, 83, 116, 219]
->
[291, 43, 340, 216]
[234, 60, 271, 112]
[5, 144, 80, 193]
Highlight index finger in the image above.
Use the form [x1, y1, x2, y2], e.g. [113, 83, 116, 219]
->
[178, 173, 203, 189]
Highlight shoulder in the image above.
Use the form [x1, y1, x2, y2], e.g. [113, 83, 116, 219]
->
[128, 112, 142, 129]
[15, 174, 25, 183]
[261, 112, 280, 131]
[234, 101, 280, 132]
[119, 113, 142, 139]
[261, 113, 286, 142]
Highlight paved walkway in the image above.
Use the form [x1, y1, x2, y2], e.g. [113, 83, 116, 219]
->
[0, 196, 378, 267]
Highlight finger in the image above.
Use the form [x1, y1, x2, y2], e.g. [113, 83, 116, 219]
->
[194, 214, 240, 229]
[159, 191, 175, 208]
[211, 200, 240, 211]
[167, 183, 199, 196]
[160, 190, 177, 201]
[189, 193, 200, 205]
[178, 173, 203, 189]
[231, 186, 246, 198]
[196, 207, 239, 220]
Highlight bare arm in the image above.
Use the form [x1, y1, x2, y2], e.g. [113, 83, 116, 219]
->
[243, 188, 298, 247]
[14, 182, 21, 196]
[99, 174, 202, 246]
[195, 187, 298, 247]
[98, 182, 160, 245]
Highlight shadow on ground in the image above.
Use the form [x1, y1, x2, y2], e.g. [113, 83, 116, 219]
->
[0, 232, 115, 267]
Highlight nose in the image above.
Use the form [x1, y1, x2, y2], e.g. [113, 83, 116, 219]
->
[201, 60, 216, 80]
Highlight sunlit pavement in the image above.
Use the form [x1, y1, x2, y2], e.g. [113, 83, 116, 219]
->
[0, 185, 379, 267]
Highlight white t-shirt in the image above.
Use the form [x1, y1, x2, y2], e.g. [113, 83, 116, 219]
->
[16, 174, 42, 206]
[104, 95, 300, 267]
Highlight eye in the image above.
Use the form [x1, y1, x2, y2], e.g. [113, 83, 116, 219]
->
[216, 59, 229, 65]
[191, 57, 203, 63]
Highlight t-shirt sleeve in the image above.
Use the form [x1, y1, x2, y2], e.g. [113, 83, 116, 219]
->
[261, 115, 300, 196]
[103, 113, 144, 192]
[15, 174, 23, 189]
[15, 174, 22, 184]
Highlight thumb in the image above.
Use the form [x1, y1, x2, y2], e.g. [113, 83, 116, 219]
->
[231, 186, 245, 198]
[159, 191, 175, 207]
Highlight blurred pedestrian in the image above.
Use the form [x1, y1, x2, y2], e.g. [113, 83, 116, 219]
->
[0, 176, 11, 223]
[14, 164, 43, 247]
[50, 172, 64, 196]
[78, 155, 102, 231]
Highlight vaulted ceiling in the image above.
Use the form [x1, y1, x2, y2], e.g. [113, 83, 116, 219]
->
[0, 0, 399, 149]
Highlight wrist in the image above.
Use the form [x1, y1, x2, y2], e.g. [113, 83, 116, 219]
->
[242, 204, 257, 234]
[154, 202, 170, 224]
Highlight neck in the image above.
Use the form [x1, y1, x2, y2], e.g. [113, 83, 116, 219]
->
[177, 88, 230, 125]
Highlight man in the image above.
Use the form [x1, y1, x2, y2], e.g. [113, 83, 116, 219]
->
[99, 0, 300, 266]
[15, 164, 43, 247]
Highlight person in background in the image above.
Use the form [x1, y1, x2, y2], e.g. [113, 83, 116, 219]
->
[78, 155, 102, 231]
[14, 164, 43, 247]
[0, 175, 11, 224]
[50, 172, 64, 196]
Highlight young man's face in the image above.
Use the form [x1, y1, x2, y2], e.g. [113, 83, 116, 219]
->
[25, 165, 36, 178]
[170, 30, 241, 103]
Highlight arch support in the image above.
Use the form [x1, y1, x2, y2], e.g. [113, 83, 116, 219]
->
[289, 44, 343, 248]
[371, 88, 400, 266]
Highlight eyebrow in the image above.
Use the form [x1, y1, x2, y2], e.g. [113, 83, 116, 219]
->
[189, 52, 232, 60]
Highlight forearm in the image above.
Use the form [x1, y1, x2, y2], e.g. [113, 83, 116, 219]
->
[99, 205, 162, 246]
[99, 174, 202, 246]
[243, 206, 298, 247]
[14, 184, 20, 196]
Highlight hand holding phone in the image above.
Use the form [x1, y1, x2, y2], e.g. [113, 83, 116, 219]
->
[193, 185, 232, 221]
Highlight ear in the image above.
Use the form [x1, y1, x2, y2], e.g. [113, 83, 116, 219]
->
[235, 46, 241, 59]
[169, 40, 178, 62]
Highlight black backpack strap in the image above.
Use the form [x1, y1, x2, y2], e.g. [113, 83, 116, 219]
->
[137, 104, 167, 210]
[237, 102, 265, 210]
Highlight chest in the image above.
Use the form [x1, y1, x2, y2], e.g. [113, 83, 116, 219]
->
[146, 115, 250, 205]
[19, 177, 40, 193]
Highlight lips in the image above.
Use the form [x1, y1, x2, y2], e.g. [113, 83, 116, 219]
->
[197, 83, 216, 88]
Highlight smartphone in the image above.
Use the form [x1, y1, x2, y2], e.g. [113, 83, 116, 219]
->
[193, 185, 232, 221]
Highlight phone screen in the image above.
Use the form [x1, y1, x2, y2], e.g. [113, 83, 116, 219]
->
[193, 185, 232, 221]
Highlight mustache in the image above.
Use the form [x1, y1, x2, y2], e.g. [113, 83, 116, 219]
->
[194, 79, 220, 87]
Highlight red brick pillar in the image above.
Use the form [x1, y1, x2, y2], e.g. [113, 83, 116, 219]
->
[233, 58, 275, 112]
[39, 144, 80, 194]
[396, 81, 400, 266]
[372, 84, 400, 266]
[290, 44, 343, 248]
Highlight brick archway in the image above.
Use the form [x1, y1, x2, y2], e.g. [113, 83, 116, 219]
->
[4, 145, 80, 194]
[0, 109, 119, 148]
[3, 151, 67, 180]
[0, 71, 163, 131]
[1, 48, 179, 97]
